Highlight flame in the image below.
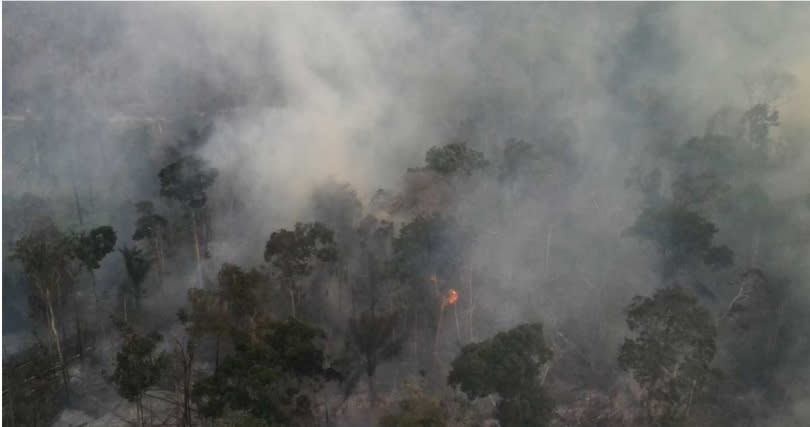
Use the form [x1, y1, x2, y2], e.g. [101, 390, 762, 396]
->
[445, 288, 459, 306]
[430, 274, 438, 283]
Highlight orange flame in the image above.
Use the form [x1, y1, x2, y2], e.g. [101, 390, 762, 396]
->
[430, 274, 438, 283]
[445, 288, 459, 306]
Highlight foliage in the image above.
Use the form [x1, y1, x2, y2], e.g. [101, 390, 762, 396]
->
[10, 220, 77, 295]
[618, 287, 720, 426]
[742, 103, 779, 151]
[310, 181, 363, 232]
[132, 200, 168, 242]
[108, 322, 169, 402]
[2, 343, 66, 427]
[494, 384, 554, 427]
[425, 143, 488, 176]
[192, 318, 341, 426]
[626, 205, 733, 277]
[158, 154, 218, 209]
[342, 311, 405, 400]
[119, 246, 151, 310]
[392, 215, 473, 282]
[448, 322, 554, 426]
[378, 397, 446, 427]
[188, 263, 270, 342]
[264, 222, 338, 279]
[71, 225, 117, 271]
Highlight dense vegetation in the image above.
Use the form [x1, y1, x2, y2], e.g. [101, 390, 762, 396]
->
[3, 4, 810, 427]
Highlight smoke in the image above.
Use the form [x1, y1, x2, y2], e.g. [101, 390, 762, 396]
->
[4, 2, 810, 424]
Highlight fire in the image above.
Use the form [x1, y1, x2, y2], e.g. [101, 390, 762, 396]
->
[430, 274, 438, 283]
[445, 288, 459, 306]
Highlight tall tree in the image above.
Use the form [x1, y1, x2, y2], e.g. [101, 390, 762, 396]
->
[264, 222, 337, 319]
[424, 143, 488, 176]
[159, 154, 218, 286]
[626, 204, 733, 279]
[448, 322, 554, 426]
[107, 321, 169, 427]
[119, 246, 151, 320]
[618, 287, 720, 426]
[345, 311, 405, 406]
[10, 220, 77, 400]
[192, 318, 341, 426]
[72, 225, 117, 302]
[132, 201, 169, 281]
[187, 263, 270, 368]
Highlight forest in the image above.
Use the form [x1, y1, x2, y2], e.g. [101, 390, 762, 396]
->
[3, 3, 810, 427]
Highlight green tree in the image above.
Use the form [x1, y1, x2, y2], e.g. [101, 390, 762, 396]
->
[447, 322, 554, 426]
[108, 321, 169, 427]
[71, 225, 116, 306]
[425, 143, 488, 176]
[132, 201, 169, 281]
[187, 263, 270, 368]
[264, 222, 337, 319]
[379, 397, 446, 427]
[344, 311, 405, 406]
[618, 287, 719, 426]
[392, 215, 474, 355]
[192, 318, 341, 426]
[119, 246, 151, 320]
[10, 220, 77, 400]
[626, 205, 733, 278]
[159, 154, 218, 286]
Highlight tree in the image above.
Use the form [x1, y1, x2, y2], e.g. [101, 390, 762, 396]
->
[741, 103, 779, 153]
[379, 397, 446, 427]
[119, 246, 151, 320]
[192, 318, 341, 426]
[187, 263, 271, 368]
[626, 205, 733, 278]
[392, 214, 474, 354]
[618, 287, 720, 426]
[392, 215, 472, 284]
[264, 222, 337, 319]
[10, 220, 77, 400]
[132, 201, 169, 281]
[108, 321, 169, 427]
[72, 225, 116, 308]
[424, 143, 488, 176]
[159, 154, 218, 286]
[447, 322, 554, 426]
[69, 225, 117, 356]
[345, 311, 405, 406]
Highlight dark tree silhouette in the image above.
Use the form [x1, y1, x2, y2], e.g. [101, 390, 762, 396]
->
[618, 287, 719, 426]
[264, 222, 337, 319]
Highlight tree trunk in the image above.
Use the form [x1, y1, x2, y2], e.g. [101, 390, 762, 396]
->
[152, 238, 163, 286]
[45, 292, 70, 402]
[182, 342, 194, 427]
[467, 266, 475, 342]
[191, 210, 203, 288]
[214, 334, 221, 372]
[72, 184, 84, 226]
[290, 287, 297, 319]
[366, 372, 377, 408]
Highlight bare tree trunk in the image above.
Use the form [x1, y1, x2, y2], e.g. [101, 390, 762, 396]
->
[45, 292, 70, 402]
[214, 334, 220, 372]
[290, 287, 297, 319]
[366, 371, 378, 408]
[466, 265, 474, 342]
[191, 210, 203, 288]
[453, 303, 461, 342]
[545, 225, 553, 278]
[152, 239, 163, 286]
